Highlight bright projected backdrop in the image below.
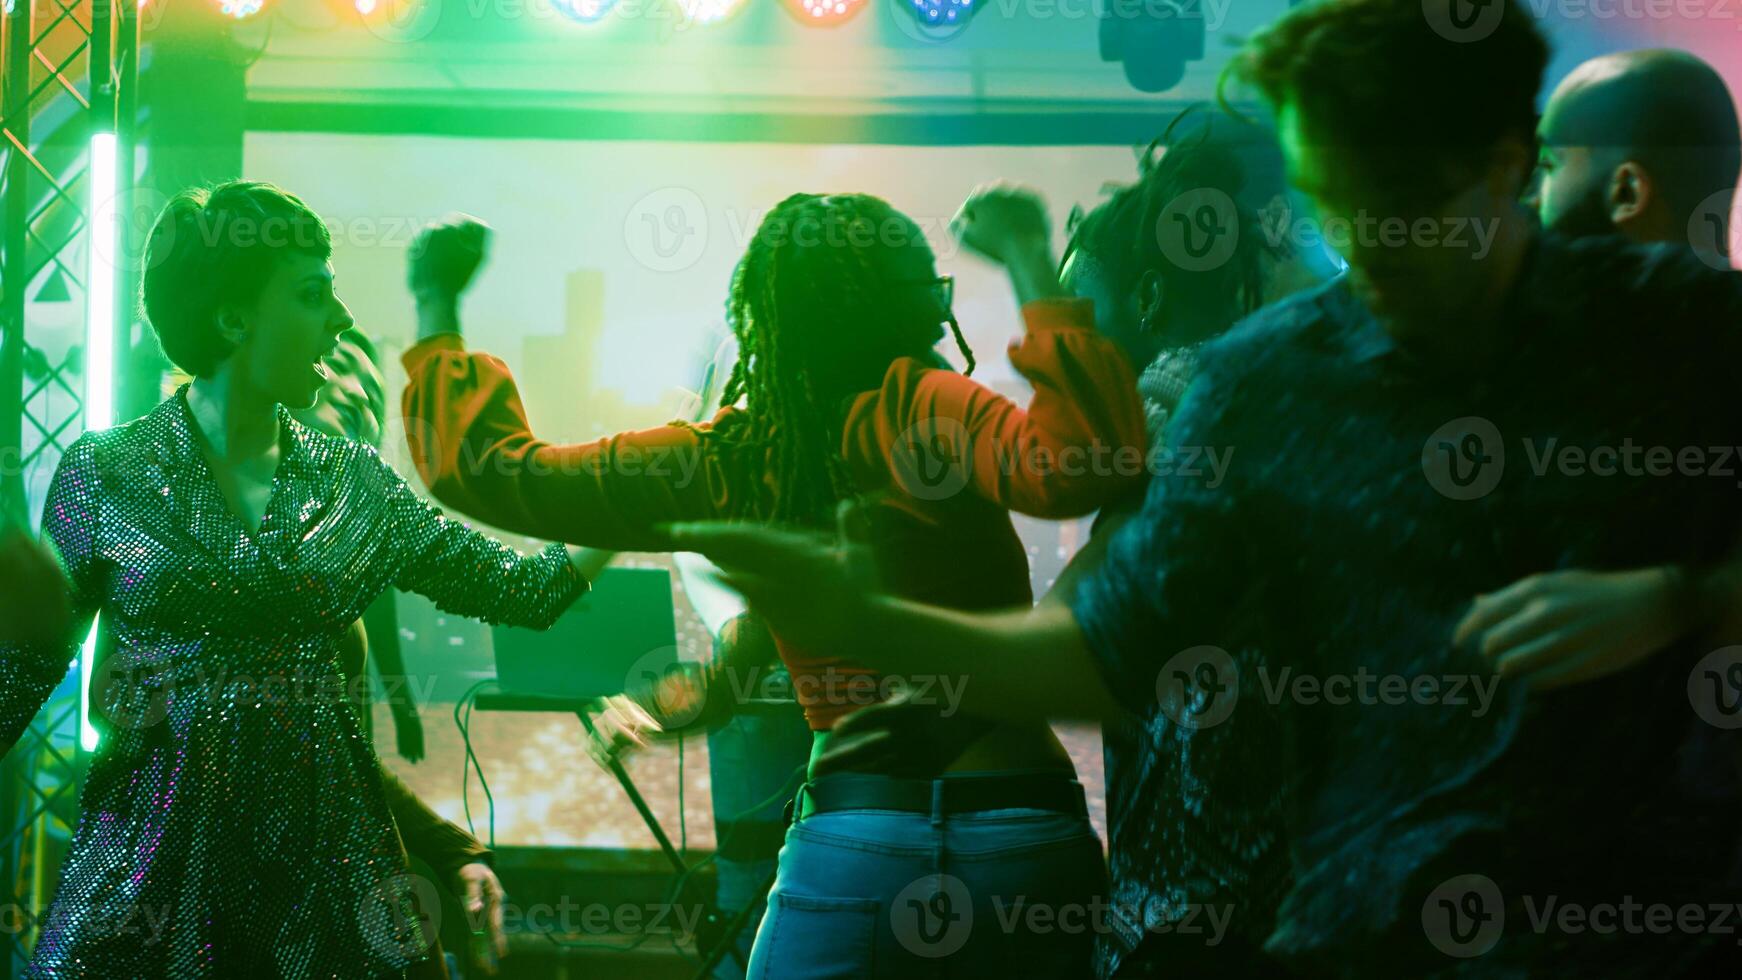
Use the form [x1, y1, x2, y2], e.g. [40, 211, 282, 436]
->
[245, 132, 1140, 849]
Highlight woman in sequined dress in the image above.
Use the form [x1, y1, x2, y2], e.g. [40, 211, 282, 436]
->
[0, 182, 590, 978]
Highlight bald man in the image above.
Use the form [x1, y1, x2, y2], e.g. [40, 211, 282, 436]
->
[1458, 50, 1742, 687]
[1532, 48, 1740, 260]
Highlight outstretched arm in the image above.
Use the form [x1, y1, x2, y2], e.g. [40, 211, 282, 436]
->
[401, 216, 726, 550]
[1, 437, 107, 754]
[367, 446, 587, 630]
[840, 184, 1148, 520]
[1455, 550, 1742, 689]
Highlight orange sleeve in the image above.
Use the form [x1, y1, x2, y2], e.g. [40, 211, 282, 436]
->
[401, 335, 730, 550]
[841, 298, 1147, 519]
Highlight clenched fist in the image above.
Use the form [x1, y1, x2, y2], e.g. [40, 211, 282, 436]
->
[408, 214, 491, 303]
[950, 182, 1052, 268]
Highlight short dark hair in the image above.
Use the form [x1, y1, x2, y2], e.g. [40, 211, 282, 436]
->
[1225, 0, 1550, 187]
[141, 181, 332, 378]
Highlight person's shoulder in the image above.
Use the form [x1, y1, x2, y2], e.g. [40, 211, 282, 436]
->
[1198, 274, 1355, 374]
[1546, 232, 1740, 309]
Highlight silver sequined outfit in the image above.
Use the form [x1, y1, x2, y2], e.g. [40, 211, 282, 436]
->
[0, 386, 586, 978]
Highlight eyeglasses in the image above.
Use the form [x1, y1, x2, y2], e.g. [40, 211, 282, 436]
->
[889, 274, 954, 309]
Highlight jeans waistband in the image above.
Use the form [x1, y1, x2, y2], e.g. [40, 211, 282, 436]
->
[790, 769, 1087, 822]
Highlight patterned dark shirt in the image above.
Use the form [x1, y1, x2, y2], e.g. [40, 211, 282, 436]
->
[1074, 234, 1742, 976]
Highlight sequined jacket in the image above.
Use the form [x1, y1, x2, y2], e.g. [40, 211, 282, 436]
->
[0, 386, 586, 978]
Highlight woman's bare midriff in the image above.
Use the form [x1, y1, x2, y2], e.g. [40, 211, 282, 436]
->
[807, 719, 1075, 778]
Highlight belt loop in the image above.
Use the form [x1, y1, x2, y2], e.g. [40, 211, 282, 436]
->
[787, 783, 809, 826]
[930, 778, 944, 829]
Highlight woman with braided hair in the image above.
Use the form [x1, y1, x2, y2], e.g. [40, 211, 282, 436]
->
[400, 186, 1148, 976]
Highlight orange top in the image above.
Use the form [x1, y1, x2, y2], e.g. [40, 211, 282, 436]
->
[402, 299, 1148, 729]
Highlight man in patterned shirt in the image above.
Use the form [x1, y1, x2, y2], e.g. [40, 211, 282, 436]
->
[668, 1, 1742, 974]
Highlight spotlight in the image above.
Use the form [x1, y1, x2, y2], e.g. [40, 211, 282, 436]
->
[899, 0, 979, 34]
[1099, 0, 1205, 94]
[786, 0, 867, 26]
[554, 0, 620, 21]
[218, 0, 267, 18]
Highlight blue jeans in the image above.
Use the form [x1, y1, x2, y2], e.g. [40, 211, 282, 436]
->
[745, 772, 1107, 980]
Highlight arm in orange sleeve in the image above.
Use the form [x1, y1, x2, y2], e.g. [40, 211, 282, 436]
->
[841, 298, 1148, 519]
[401, 336, 730, 551]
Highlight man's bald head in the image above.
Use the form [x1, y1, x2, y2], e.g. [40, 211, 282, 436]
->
[1535, 49, 1740, 251]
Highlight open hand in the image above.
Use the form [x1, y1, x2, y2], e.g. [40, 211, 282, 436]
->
[1454, 566, 1690, 689]
[454, 860, 508, 974]
[661, 501, 878, 655]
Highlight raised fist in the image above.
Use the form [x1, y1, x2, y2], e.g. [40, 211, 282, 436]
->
[408, 214, 491, 302]
[950, 182, 1052, 268]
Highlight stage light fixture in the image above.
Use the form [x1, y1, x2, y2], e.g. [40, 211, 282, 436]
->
[1099, 0, 1205, 94]
[787, 0, 867, 26]
[899, 0, 978, 33]
[218, 0, 267, 18]
[554, 0, 620, 21]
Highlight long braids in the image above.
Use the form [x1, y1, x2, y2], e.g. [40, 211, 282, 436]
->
[707, 193, 975, 526]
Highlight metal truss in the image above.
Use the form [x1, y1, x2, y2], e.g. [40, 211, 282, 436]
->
[0, 1, 136, 974]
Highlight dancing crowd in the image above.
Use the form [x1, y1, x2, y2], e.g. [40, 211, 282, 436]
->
[2, 0, 1741, 976]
